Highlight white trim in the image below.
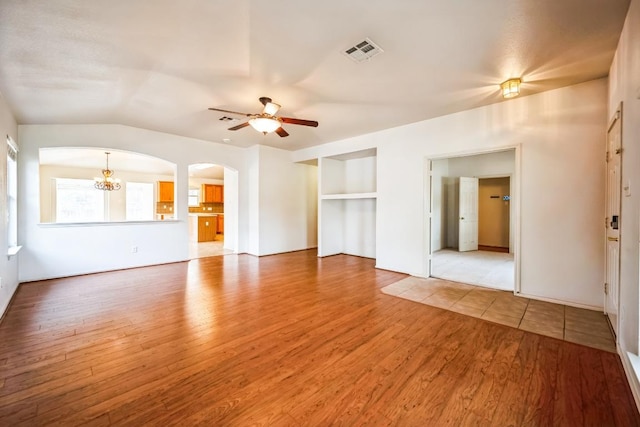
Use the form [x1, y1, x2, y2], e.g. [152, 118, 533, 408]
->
[620, 350, 640, 411]
[38, 219, 181, 228]
[516, 291, 603, 311]
[424, 145, 521, 293]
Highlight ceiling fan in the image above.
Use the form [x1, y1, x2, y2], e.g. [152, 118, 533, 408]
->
[208, 97, 318, 137]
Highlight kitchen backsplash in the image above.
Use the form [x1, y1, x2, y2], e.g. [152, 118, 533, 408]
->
[188, 202, 223, 214]
[156, 202, 174, 214]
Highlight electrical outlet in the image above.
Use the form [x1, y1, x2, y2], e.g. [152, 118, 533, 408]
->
[132, 246, 138, 253]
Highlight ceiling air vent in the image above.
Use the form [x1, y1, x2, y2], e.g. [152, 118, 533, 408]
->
[343, 38, 384, 63]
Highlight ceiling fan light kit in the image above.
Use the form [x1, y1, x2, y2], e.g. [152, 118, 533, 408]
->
[249, 115, 282, 134]
[208, 96, 318, 138]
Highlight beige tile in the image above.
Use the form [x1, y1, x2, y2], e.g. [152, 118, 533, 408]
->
[481, 311, 522, 328]
[456, 293, 494, 310]
[449, 303, 485, 318]
[491, 295, 530, 310]
[442, 280, 476, 291]
[399, 284, 436, 300]
[564, 317, 613, 340]
[564, 329, 616, 353]
[383, 277, 421, 291]
[522, 309, 564, 329]
[526, 300, 565, 316]
[422, 294, 456, 310]
[436, 288, 470, 300]
[381, 285, 407, 296]
[519, 318, 564, 340]
[564, 306, 605, 322]
[485, 306, 526, 321]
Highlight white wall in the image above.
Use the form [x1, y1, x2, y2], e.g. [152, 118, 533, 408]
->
[223, 167, 239, 251]
[0, 93, 19, 317]
[255, 145, 317, 256]
[608, 0, 640, 405]
[18, 124, 248, 282]
[430, 159, 449, 251]
[294, 78, 607, 309]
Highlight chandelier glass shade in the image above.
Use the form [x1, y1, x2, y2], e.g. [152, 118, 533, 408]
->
[249, 115, 282, 134]
[94, 152, 121, 191]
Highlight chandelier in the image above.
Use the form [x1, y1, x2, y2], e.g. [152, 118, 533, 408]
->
[94, 152, 121, 191]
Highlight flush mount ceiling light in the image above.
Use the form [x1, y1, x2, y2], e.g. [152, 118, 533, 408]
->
[248, 115, 282, 134]
[501, 78, 522, 99]
[94, 151, 121, 191]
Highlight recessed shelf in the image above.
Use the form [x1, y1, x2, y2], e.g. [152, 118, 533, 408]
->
[321, 192, 377, 200]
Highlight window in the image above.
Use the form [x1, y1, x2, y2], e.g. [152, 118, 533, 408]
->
[188, 188, 200, 207]
[55, 178, 105, 223]
[7, 137, 17, 248]
[126, 182, 154, 221]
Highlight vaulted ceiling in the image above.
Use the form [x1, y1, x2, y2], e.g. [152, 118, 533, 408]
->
[0, 0, 630, 151]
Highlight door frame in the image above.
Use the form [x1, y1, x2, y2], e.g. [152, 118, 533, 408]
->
[604, 103, 623, 336]
[477, 174, 513, 253]
[424, 145, 522, 294]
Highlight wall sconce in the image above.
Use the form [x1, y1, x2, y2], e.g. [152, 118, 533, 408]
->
[500, 78, 522, 99]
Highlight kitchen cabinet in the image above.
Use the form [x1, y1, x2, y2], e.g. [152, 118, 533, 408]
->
[158, 181, 174, 202]
[197, 216, 217, 242]
[217, 215, 224, 234]
[202, 184, 224, 203]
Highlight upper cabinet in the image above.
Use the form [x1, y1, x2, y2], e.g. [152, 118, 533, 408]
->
[158, 181, 174, 202]
[202, 184, 224, 203]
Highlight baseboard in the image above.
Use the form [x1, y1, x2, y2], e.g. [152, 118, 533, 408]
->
[0, 282, 21, 325]
[619, 348, 640, 411]
[515, 292, 602, 311]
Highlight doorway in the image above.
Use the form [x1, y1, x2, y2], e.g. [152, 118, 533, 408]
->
[478, 177, 510, 252]
[187, 163, 237, 259]
[428, 149, 517, 291]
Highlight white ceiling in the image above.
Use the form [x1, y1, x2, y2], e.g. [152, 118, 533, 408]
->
[0, 0, 630, 151]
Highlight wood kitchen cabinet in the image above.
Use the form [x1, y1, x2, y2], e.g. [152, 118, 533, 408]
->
[202, 184, 224, 203]
[197, 216, 217, 242]
[217, 215, 224, 234]
[158, 181, 174, 202]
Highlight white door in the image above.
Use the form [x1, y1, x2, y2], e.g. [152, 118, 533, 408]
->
[459, 177, 479, 252]
[605, 109, 622, 336]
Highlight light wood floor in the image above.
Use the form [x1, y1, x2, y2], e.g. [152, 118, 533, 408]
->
[0, 250, 638, 425]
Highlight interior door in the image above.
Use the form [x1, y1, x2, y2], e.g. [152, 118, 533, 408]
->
[458, 177, 479, 252]
[605, 108, 622, 336]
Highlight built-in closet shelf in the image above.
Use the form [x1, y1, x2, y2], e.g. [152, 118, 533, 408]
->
[321, 192, 377, 200]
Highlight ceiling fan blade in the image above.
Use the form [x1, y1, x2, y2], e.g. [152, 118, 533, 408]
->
[228, 122, 250, 131]
[275, 127, 289, 137]
[208, 107, 252, 117]
[280, 117, 319, 127]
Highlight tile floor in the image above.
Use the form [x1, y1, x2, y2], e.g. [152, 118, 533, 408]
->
[431, 249, 514, 291]
[189, 238, 235, 259]
[382, 276, 616, 352]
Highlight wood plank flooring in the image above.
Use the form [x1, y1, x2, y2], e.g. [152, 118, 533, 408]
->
[0, 250, 638, 425]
